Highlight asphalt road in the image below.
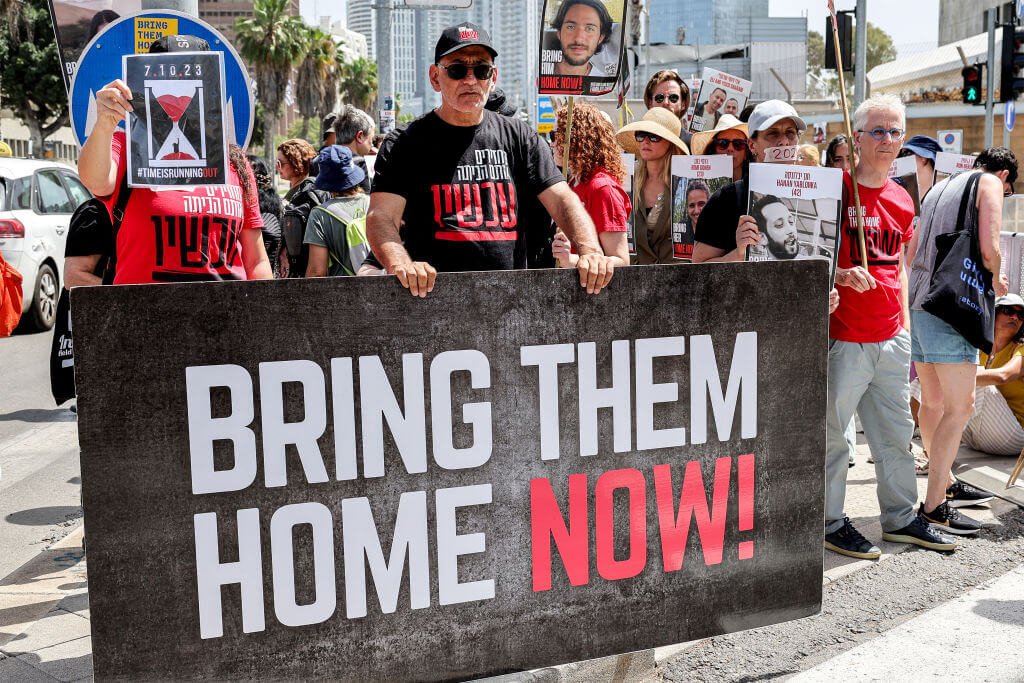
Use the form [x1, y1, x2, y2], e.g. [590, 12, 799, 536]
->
[0, 327, 82, 581]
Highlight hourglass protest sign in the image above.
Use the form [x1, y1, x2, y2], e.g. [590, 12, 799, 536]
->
[124, 51, 227, 187]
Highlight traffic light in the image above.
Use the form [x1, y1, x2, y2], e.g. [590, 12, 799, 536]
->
[825, 11, 854, 72]
[1000, 24, 1024, 103]
[962, 64, 982, 105]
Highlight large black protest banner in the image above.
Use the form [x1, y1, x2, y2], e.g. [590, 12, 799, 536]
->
[72, 263, 828, 681]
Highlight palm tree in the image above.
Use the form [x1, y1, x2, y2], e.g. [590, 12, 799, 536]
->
[295, 28, 336, 143]
[234, 0, 308, 166]
[339, 57, 378, 115]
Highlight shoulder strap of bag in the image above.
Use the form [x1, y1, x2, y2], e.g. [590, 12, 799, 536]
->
[102, 171, 133, 285]
[956, 171, 982, 233]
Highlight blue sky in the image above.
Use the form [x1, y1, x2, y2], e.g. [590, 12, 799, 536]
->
[769, 0, 940, 57]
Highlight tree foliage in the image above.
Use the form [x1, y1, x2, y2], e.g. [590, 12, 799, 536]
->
[234, 0, 309, 165]
[339, 57, 378, 115]
[0, 0, 68, 157]
[296, 27, 338, 142]
[806, 23, 897, 100]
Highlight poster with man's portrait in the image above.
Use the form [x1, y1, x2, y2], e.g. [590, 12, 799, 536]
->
[538, 0, 625, 96]
[889, 155, 922, 217]
[670, 155, 731, 261]
[745, 163, 843, 267]
[46, 0, 142, 91]
[622, 152, 636, 255]
[689, 68, 752, 133]
[124, 52, 227, 188]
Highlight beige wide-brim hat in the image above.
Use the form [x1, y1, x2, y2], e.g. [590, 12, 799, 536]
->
[689, 114, 749, 156]
[616, 107, 691, 155]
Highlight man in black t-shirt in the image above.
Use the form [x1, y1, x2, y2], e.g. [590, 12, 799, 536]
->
[367, 22, 614, 296]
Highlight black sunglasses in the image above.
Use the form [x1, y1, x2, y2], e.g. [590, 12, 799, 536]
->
[714, 139, 747, 151]
[634, 131, 663, 143]
[653, 93, 681, 104]
[437, 62, 494, 81]
[998, 306, 1024, 319]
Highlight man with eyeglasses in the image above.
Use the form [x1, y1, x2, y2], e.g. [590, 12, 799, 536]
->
[905, 145, 1018, 534]
[825, 93, 959, 560]
[367, 22, 614, 297]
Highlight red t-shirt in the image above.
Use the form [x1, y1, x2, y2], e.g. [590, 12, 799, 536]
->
[571, 169, 631, 234]
[102, 132, 263, 285]
[829, 172, 916, 343]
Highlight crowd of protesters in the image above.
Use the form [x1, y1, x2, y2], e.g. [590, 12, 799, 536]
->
[63, 25, 1023, 558]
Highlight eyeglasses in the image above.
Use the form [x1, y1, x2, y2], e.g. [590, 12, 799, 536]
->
[634, 131, 663, 143]
[713, 139, 748, 151]
[274, 158, 289, 169]
[999, 306, 1024, 319]
[858, 127, 905, 141]
[653, 93, 681, 104]
[437, 62, 494, 81]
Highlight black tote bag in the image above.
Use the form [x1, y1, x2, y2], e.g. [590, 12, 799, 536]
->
[920, 172, 993, 353]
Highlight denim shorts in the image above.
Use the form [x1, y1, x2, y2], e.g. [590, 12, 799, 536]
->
[910, 309, 980, 365]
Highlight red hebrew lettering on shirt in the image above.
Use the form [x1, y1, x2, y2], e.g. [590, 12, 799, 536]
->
[430, 148, 519, 242]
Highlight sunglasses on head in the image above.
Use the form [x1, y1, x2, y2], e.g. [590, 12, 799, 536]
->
[713, 138, 747, 151]
[999, 306, 1024, 319]
[634, 131, 663, 143]
[653, 93, 681, 104]
[438, 62, 494, 81]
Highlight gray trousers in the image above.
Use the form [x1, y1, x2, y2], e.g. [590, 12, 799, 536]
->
[825, 330, 919, 534]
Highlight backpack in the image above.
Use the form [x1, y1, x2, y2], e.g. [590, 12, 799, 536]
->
[311, 199, 370, 276]
[281, 188, 324, 258]
[0, 248, 24, 337]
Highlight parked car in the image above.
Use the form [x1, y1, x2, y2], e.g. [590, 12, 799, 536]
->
[0, 158, 91, 331]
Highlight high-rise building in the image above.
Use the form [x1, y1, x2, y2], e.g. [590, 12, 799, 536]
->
[938, 1, 1010, 46]
[648, 0, 768, 46]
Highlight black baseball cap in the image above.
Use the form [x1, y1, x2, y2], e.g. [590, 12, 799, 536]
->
[148, 34, 210, 53]
[434, 23, 497, 64]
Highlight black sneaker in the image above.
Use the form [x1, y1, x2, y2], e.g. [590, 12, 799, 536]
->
[882, 513, 958, 551]
[920, 501, 982, 535]
[946, 480, 994, 508]
[824, 517, 881, 559]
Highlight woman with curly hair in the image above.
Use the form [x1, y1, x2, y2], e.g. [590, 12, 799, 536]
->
[614, 107, 690, 264]
[247, 155, 285, 277]
[277, 138, 328, 277]
[550, 102, 631, 268]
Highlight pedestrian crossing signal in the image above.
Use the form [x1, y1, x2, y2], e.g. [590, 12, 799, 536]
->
[962, 64, 982, 105]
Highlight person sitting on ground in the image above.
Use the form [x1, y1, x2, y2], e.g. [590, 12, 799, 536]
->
[899, 134, 942, 199]
[689, 114, 750, 183]
[304, 146, 370, 277]
[277, 138, 328, 277]
[78, 35, 271, 284]
[247, 155, 285, 278]
[550, 102, 630, 268]
[614, 108, 690, 264]
[333, 104, 375, 193]
[966, 294, 1024, 456]
[825, 133, 857, 171]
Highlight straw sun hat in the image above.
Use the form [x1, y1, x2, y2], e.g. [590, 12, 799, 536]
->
[616, 107, 691, 155]
[689, 114, 749, 156]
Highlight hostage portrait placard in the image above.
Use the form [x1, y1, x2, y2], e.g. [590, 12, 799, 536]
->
[538, 0, 625, 95]
[934, 151, 977, 184]
[71, 264, 828, 681]
[746, 163, 843, 265]
[888, 155, 922, 217]
[689, 68, 751, 133]
[671, 155, 732, 261]
[45, 0, 143, 90]
[124, 51, 227, 188]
